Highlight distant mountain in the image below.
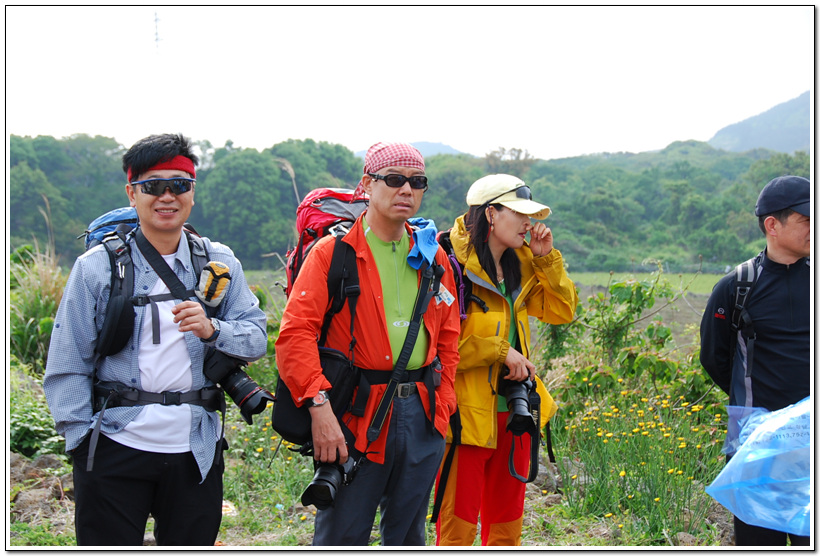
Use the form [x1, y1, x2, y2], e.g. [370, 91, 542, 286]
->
[708, 91, 809, 154]
[544, 139, 774, 181]
[355, 141, 465, 159]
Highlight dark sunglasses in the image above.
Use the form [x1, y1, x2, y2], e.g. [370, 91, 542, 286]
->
[485, 185, 532, 205]
[368, 173, 429, 191]
[130, 177, 195, 196]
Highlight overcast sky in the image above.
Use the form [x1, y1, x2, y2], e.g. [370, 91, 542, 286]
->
[6, 5, 814, 160]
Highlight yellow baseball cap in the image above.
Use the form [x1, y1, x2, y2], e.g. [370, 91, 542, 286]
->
[466, 174, 551, 220]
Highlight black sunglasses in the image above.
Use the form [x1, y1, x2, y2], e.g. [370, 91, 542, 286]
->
[485, 185, 532, 205]
[368, 173, 429, 191]
[130, 177, 195, 196]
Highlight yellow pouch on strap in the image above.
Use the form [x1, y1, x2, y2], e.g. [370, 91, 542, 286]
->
[195, 261, 231, 307]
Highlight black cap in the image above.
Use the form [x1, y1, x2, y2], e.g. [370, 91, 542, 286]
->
[755, 175, 810, 217]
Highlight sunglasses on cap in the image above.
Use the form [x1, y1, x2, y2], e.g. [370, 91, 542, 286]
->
[368, 173, 429, 191]
[130, 177, 195, 196]
[485, 185, 532, 206]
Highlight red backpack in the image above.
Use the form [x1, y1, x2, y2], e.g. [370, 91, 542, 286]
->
[284, 188, 368, 296]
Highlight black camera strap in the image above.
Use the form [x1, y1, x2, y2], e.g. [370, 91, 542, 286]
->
[365, 261, 443, 444]
[508, 389, 541, 483]
[133, 229, 229, 467]
[133, 229, 212, 344]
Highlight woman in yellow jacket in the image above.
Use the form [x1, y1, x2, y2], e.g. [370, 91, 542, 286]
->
[435, 174, 578, 546]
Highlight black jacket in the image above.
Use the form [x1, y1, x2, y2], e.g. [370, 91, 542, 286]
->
[700, 250, 810, 411]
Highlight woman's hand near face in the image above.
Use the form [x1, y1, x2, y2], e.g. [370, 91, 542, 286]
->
[528, 222, 553, 256]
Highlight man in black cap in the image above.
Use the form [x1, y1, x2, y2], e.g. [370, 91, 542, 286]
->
[700, 175, 810, 546]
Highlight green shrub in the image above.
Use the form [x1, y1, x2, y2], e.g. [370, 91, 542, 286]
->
[9, 522, 76, 547]
[9, 241, 65, 375]
[9, 354, 65, 459]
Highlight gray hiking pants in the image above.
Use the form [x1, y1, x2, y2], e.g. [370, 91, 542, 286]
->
[312, 392, 445, 546]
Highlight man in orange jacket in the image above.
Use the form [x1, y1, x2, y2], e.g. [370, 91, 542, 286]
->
[275, 142, 460, 545]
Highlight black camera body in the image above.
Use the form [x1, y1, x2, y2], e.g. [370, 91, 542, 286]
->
[498, 375, 538, 436]
[203, 349, 273, 425]
[498, 368, 543, 483]
[301, 457, 359, 510]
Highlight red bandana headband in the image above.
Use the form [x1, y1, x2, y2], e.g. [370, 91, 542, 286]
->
[353, 142, 425, 199]
[127, 155, 196, 182]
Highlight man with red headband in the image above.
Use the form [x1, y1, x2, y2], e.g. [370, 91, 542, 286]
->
[44, 133, 267, 545]
[276, 142, 461, 545]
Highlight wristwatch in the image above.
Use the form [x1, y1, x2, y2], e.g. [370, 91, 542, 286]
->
[310, 390, 329, 407]
[202, 318, 220, 343]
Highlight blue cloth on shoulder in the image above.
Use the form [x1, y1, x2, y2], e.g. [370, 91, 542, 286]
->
[407, 217, 439, 270]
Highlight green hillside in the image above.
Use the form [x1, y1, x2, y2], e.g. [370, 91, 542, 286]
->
[9, 135, 809, 274]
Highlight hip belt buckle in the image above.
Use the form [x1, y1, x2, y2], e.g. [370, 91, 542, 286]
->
[161, 391, 182, 405]
[395, 383, 417, 399]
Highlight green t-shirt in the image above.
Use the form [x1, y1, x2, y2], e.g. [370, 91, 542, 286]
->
[363, 216, 429, 369]
[498, 280, 517, 412]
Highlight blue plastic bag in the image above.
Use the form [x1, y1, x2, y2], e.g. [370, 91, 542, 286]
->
[706, 396, 811, 537]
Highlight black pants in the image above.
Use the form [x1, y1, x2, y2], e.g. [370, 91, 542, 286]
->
[735, 516, 811, 546]
[71, 433, 223, 546]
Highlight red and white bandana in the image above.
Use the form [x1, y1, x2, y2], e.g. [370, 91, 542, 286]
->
[353, 142, 425, 199]
[127, 155, 196, 182]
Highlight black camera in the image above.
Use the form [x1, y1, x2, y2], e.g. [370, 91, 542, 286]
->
[203, 349, 274, 425]
[301, 457, 358, 510]
[498, 370, 542, 483]
[499, 374, 537, 436]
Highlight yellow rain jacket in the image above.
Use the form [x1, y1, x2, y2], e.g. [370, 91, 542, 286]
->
[447, 214, 578, 449]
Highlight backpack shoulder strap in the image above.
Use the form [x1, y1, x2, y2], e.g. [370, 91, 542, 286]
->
[95, 225, 137, 357]
[319, 234, 359, 359]
[731, 254, 761, 336]
[185, 228, 217, 318]
[731, 252, 763, 381]
[438, 229, 488, 319]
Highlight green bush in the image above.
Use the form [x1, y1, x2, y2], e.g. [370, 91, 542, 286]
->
[9, 242, 65, 375]
[9, 354, 65, 459]
[9, 522, 76, 547]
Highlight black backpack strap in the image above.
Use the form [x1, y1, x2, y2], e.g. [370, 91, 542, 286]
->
[134, 228, 196, 300]
[133, 228, 201, 345]
[95, 225, 136, 356]
[319, 235, 359, 360]
[430, 407, 462, 523]
[185, 229, 217, 319]
[731, 254, 762, 380]
[438, 229, 488, 319]
[86, 381, 226, 472]
[365, 261, 443, 444]
[545, 421, 556, 463]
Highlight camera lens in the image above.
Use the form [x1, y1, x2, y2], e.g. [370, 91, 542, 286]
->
[502, 379, 536, 435]
[221, 370, 275, 425]
[301, 464, 343, 510]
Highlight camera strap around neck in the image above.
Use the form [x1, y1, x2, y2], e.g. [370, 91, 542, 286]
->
[365, 261, 442, 443]
[134, 228, 200, 344]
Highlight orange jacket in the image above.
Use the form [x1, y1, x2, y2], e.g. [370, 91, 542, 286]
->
[275, 215, 460, 464]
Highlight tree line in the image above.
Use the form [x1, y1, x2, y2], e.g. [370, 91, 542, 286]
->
[9, 134, 809, 273]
